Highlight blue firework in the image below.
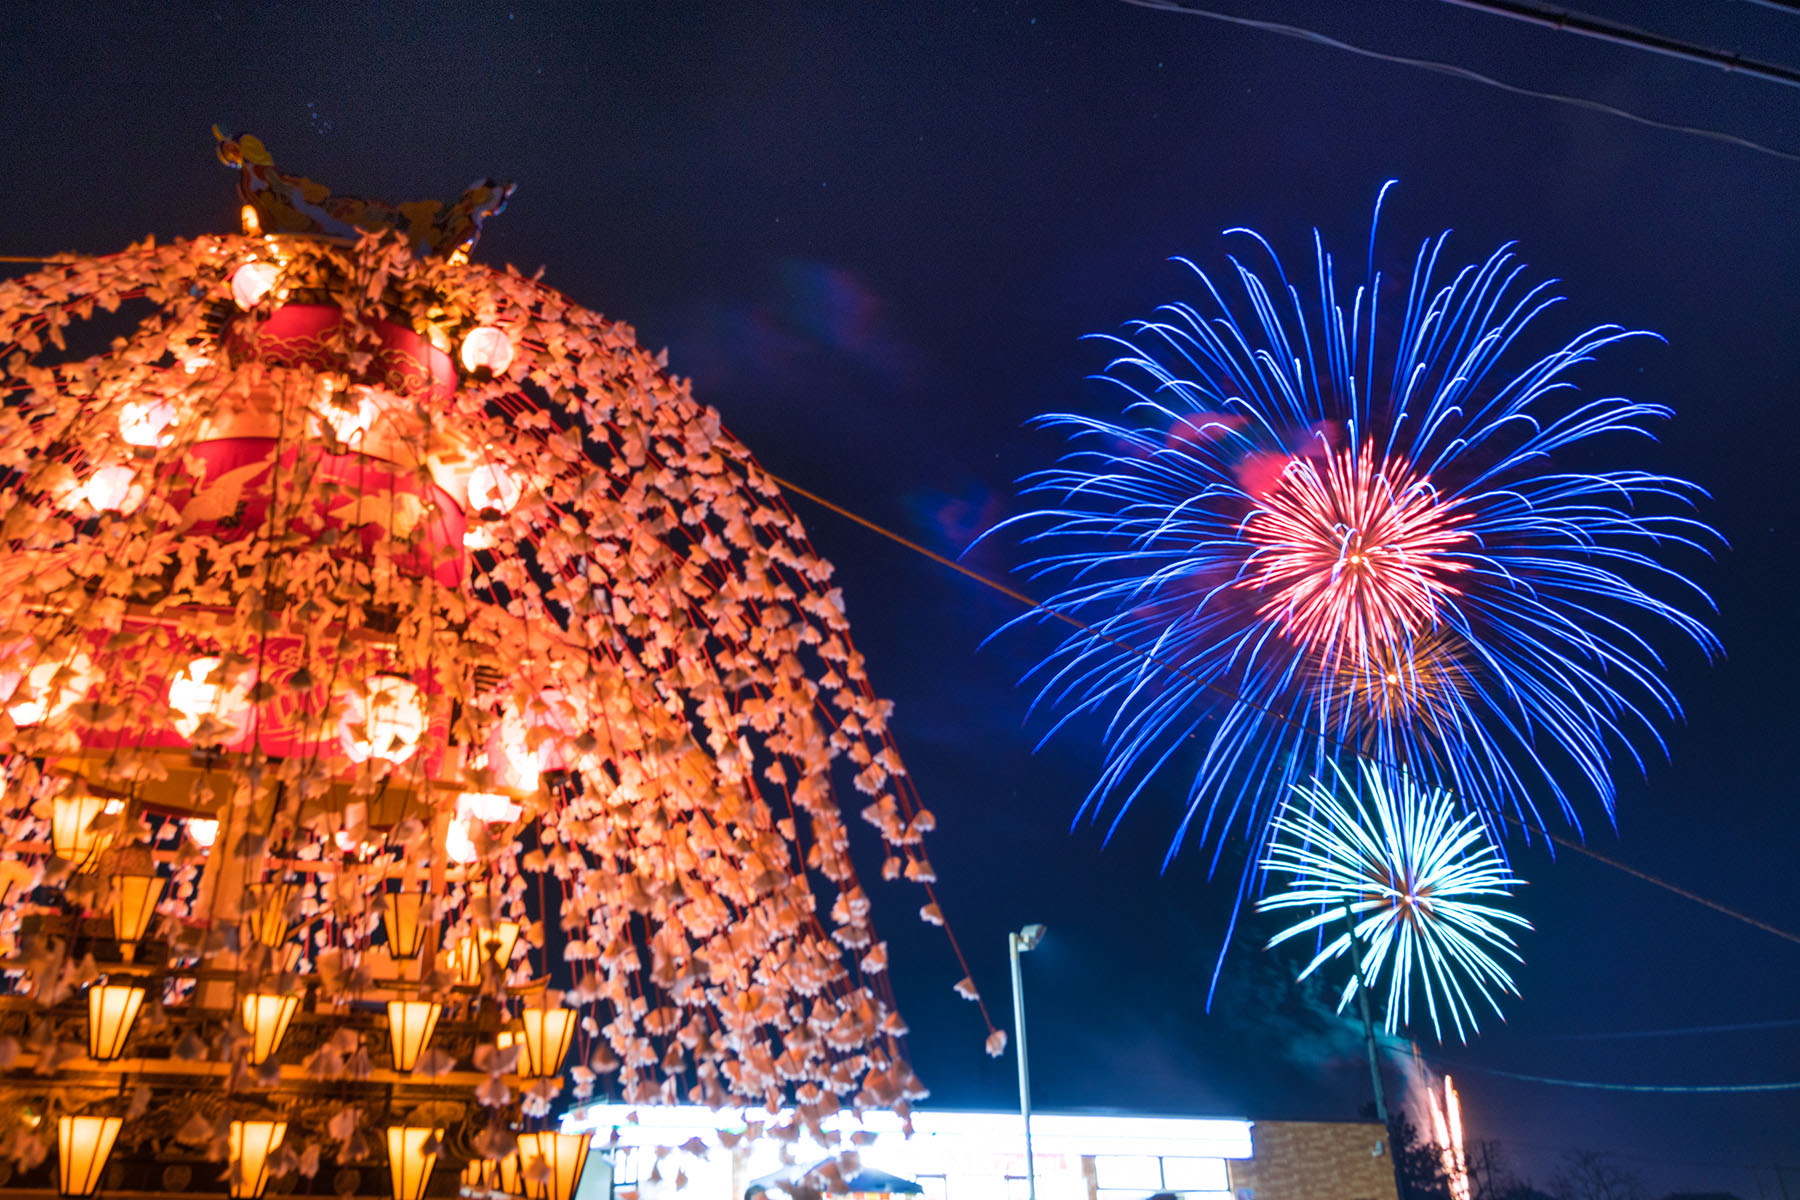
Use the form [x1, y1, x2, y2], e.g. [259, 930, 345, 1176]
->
[1260, 761, 1530, 1042]
[995, 184, 1719, 874]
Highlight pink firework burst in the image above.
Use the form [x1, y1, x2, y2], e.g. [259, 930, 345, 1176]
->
[1240, 442, 1472, 674]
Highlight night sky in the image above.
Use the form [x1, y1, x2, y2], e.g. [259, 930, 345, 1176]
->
[5, 2, 1798, 1194]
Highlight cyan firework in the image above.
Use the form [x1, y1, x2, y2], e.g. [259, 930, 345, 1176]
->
[1259, 761, 1530, 1043]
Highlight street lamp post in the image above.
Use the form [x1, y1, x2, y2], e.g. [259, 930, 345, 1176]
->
[1342, 905, 1389, 1127]
[1008, 923, 1047, 1200]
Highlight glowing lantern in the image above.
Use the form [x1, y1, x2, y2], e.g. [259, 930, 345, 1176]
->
[341, 675, 427, 764]
[516, 1132, 591, 1200]
[245, 881, 293, 948]
[109, 864, 163, 949]
[466, 461, 524, 515]
[317, 385, 384, 444]
[459, 326, 515, 375]
[483, 718, 540, 792]
[385, 1125, 442, 1200]
[385, 999, 443, 1072]
[50, 794, 122, 872]
[168, 656, 253, 743]
[452, 781, 528, 862]
[331, 830, 362, 855]
[187, 817, 219, 848]
[381, 890, 429, 960]
[5, 652, 97, 726]
[458, 791, 523, 825]
[454, 920, 521, 985]
[85, 982, 146, 1061]
[117, 398, 177, 448]
[463, 1154, 522, 1196]
[230, 261, 280, 310]
[445, 816, 478, 865]
[228, 1120, 287, 1200]
[56, 1115, 123, 1197]
[486, 919, 522, 972]
[77, 464, 141, 513]
[517, 1003, 577, 1078]
[239, 205, 261, 236]
[241, 992, 300, 1064]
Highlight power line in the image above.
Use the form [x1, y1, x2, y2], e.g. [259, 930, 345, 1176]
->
[1483, 1133, 1797, 1175]
[1429, 1058, 1800, 1094]
[1516, 1016, 1800, 1042]
[1432, 0, 1800, 90]
[760, 469, 1800, 952]
[1119, 0, 1800, 164]
[1532, 832, 1800, 948]
[1400, 1036, 1800, 1096]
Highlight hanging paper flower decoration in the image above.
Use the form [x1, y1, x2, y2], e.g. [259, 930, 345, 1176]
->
[0, 216, 958, 1179]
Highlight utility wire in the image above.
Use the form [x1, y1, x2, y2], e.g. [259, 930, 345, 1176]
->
[1432, 0, 1800, 90]
[1517, 1016, 1800, 1041]
[1396, 1035, 1800, 1094]
[1483, 1133, 1797, 1174]
[1531, 831, 1800, 947]
[760, 469, 1800, 952]
[1119, 0, 1800, 164]
[1425, 1057, 1800, 1093]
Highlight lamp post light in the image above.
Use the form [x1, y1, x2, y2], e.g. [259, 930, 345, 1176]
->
[1008, 922, 1046, 1200]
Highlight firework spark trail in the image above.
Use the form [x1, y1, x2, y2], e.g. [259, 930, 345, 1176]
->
[1260, 761, 1531, 1043]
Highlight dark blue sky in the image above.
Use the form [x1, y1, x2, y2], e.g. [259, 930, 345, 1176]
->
[6, 2, 1798, 1193]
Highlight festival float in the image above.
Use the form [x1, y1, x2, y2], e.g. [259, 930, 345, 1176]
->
[0, 133, 968, 1198]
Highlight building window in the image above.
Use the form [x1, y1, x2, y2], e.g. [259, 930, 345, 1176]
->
[1093, 1155, 1163, 1192]
[1093, 1154, 1232, 1200]
[1161, 1158, 1229, 1192]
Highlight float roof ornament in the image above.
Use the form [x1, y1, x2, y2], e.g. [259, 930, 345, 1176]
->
[215, 126, 515, 256]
